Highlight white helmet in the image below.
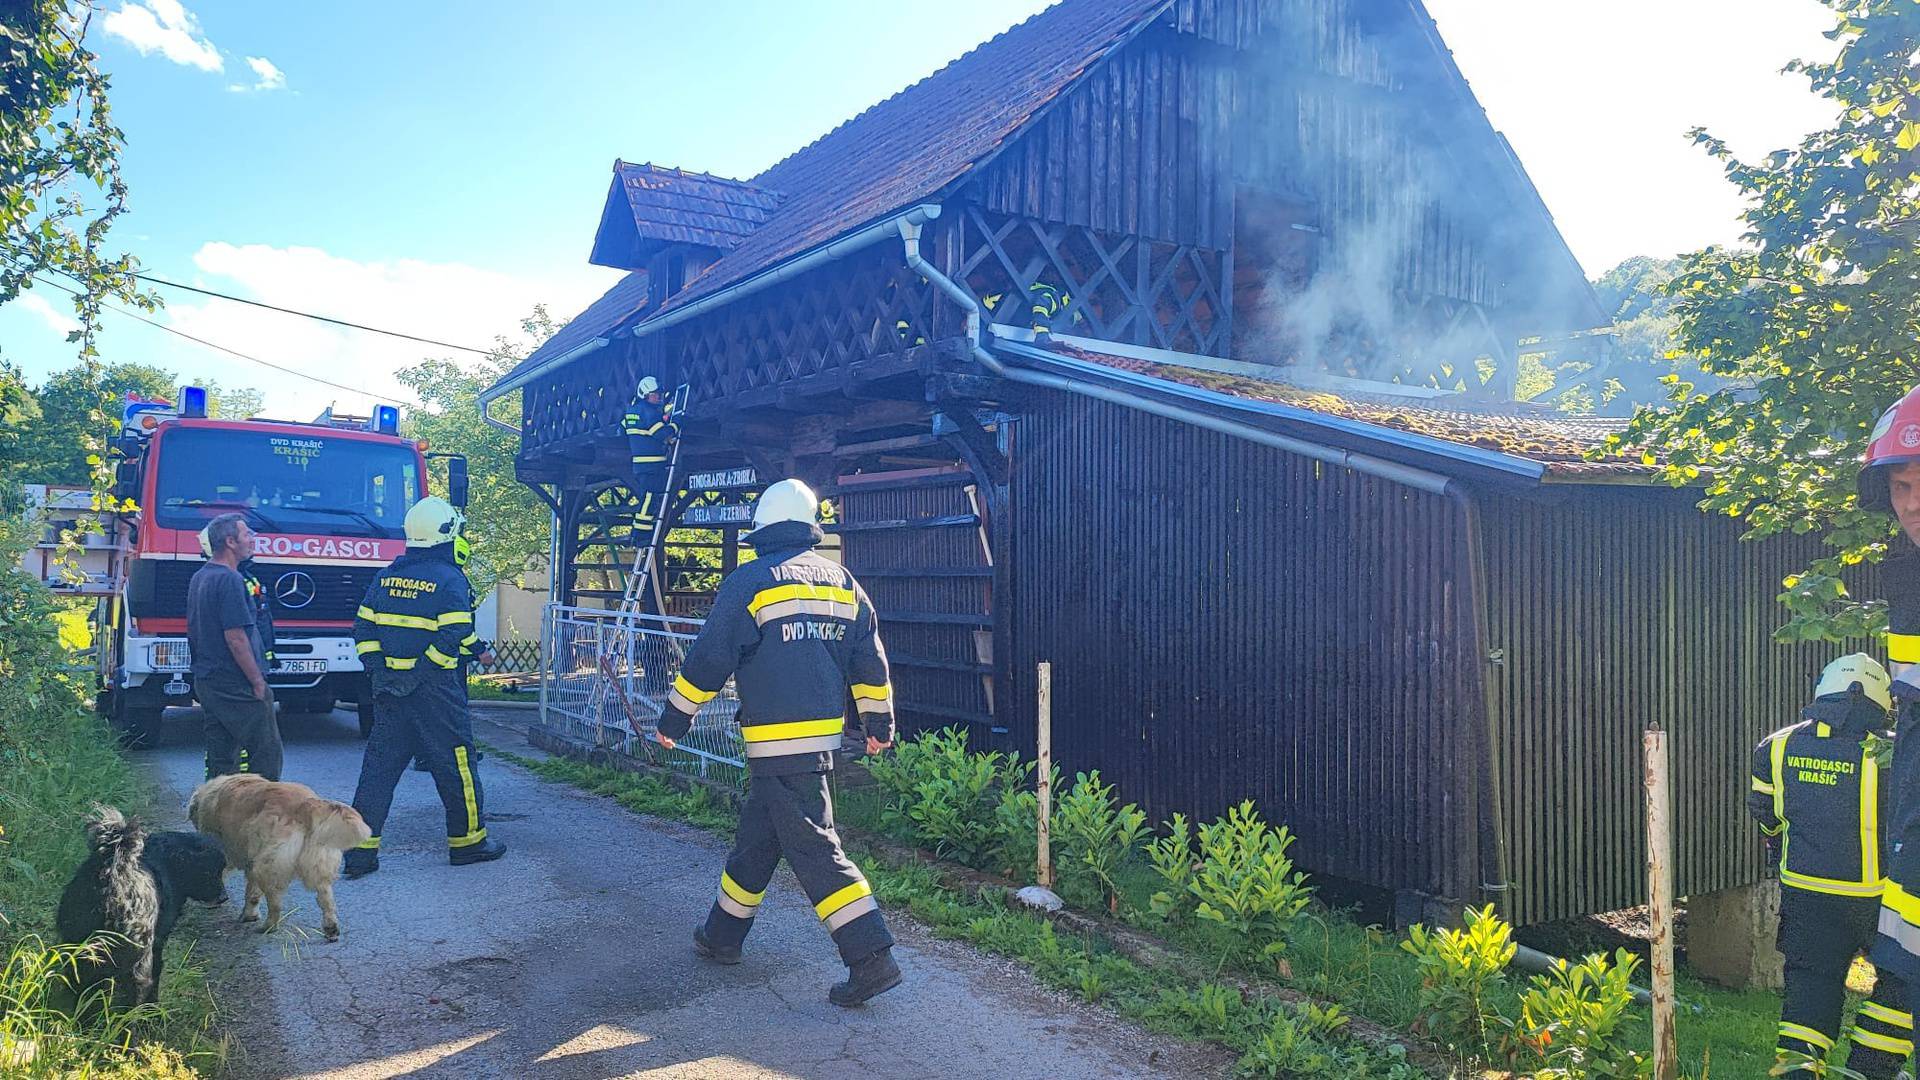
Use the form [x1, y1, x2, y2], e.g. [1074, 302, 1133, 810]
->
[197, 524, 214, 559]
[750, 478, 820, 534]
[1815, 652, 1892, 712]
[638, 375, 660, 396]
[404, 496, 464, 549]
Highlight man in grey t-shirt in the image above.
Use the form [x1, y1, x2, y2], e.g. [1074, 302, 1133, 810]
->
[187, 512, 283, 780]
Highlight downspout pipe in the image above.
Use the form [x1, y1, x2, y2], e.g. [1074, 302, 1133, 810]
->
[897, 214, 1513, 911]
[476, 202, 947, 434]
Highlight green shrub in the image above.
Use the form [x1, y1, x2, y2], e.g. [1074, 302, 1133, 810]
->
[1502, 949, 1651, 1079]
[1147, 812, 1198, 922]
[1400, 904, 1515, 1058]
[1188, 801, 1314, 973]
[867, 727, 1043, 873]
[1053, 770, 1149, 913]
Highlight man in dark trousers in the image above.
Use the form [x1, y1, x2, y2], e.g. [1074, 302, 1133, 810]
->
[650, 478, 903, 1007]
[187, 513, 283, 780]
[1752, 653, 1910, 1074]
[341, 496, 505, 878]
[1864, 384, 1920, 1057]
[620, 376, 678, 537]
[199, 522, 277, 778]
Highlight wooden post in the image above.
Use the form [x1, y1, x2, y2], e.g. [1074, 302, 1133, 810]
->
[1645, 726, 1678, 1080]
[1037, 661, 1053, 889]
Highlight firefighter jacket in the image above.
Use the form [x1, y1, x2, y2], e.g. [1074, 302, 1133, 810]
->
[622, 396, 678, 468]
[1751, 694, 1891, 899]
[1879, 553, 1920, 974]
[659, 520, 895, 776]
[240, 560, 277, 667]
[352, 544, 479, 690]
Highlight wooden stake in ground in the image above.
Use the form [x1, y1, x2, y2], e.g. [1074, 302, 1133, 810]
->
[1037, 661, 1053, 890]
[1645, 725, 1678, 1080]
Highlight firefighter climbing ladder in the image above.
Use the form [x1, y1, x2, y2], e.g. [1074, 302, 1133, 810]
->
[586, 382, 688, 733]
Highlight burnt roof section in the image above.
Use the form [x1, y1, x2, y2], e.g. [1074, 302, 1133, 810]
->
[588, 162, 787, 271]
[1049, 341, 1654, 481]
[658, 0, 1174, 312]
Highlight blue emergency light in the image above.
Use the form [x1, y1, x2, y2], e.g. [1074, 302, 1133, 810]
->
[179, 385, 208, 418]
[371, 405, 400, 434]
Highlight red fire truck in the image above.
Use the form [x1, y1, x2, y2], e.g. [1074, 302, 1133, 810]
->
[95, 387, 466, 747]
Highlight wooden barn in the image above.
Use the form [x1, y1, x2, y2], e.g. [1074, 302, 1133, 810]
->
[483, 0, 1829, 927]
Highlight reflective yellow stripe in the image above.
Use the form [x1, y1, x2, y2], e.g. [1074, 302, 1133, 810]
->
[851, 683, 892, 702]
[424, 645, 458, 669]
[363, 610, 439, 631]
[1751, 775, 1774, 794]
[1859, 1001, 1913, 1028]
[720, 872, 765, 907]
[1781, 869, 1885, 897]
[747, 583, 856, 616]
[1779, 1021, 1835, 1051]
[356, 836, 381, 850]
[672, 675, 719, 705]
[357, 605, 377, 621]
[438, 610, 473, 626]
[1891, 632, 1920, 664]
[1851, 1028, 1913, 1055]
[741, 717, 845, 743]
[1886, 879, 1920, 924]
[386, 656, 418, 670]
[814, 879, 873, 921]
[1864, 750, 1882, 887]
[356, 640, 382, 655]
[448, 745, 483, 847]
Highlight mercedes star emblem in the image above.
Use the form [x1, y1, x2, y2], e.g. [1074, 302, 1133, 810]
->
[274, 571, 317, 610]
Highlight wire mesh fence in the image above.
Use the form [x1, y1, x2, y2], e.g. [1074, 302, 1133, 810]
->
[539, 604, 746, 784]
[472, 638, 539, 676]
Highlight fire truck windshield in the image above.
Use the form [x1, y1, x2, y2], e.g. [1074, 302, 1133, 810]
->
[152, 427, 420, 538]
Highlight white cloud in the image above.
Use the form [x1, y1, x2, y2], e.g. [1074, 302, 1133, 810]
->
[150, 242, 612, 417]
[101, 0, 223, 72]
[228, 55, 286, 93]
[17, 292, 80, 337]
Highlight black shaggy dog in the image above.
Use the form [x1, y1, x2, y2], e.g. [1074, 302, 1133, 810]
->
[54, 806, 227, 1008]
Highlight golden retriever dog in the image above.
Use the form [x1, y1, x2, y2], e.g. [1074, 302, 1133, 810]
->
[187, 775, 370, 941]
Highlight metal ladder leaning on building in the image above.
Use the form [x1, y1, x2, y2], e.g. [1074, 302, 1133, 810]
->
[586, 382, 689, 735]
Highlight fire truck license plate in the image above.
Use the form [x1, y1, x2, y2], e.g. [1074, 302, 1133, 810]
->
[278, 660, 327, 674]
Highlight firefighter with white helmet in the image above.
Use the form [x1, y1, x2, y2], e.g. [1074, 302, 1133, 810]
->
[1752, 653, 1909, 1073]
[621, 375, 679, 536]
[650, 477, 904, 1006]
[342, 497, 505, 878]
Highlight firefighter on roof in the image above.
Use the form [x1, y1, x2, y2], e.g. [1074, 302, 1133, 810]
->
[1752, 653, 1910, 1075]
[648, 478, 904, 1007]
[341, 497, 505, 878]
[621, 376, 679, 537]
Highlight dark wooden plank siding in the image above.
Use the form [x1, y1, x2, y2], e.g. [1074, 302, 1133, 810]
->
[1481, 489, 1838, 925]
[1002, 392, 1478, 901]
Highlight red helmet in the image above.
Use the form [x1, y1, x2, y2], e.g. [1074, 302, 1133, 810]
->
[1861, 383, 1920, 511]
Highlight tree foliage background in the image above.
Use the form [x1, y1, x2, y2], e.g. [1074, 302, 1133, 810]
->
[1614, 0, 1920, 642]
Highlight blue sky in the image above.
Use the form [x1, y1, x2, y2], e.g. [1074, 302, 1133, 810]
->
[1, 0, 1836, 417]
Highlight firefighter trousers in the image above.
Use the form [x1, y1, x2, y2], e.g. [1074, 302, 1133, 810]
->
[348, 674, 488, 851]
[702, 771, 893, 967]
[199, 678, 282, 782]
[1779, 887, 1913, 1076]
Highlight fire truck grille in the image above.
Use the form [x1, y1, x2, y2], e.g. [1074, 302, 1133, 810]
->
[132, 559, 382, 623]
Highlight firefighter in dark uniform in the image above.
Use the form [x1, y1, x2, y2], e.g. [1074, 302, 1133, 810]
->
[1863, 384, 1920, 1069]
[621, 376, 678, 540]
[1752, 653, 1911, 1074]
[341, 497, 506, 878]
[649, 478, 904, 1007]
[199, 523, 275, 778]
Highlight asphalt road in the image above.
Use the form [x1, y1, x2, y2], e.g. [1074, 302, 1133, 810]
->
[138, 704, 1227, 1079]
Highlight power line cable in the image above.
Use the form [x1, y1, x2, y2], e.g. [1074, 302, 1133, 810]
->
[26, 273, 418, 406]
[131, 271, 494, 355]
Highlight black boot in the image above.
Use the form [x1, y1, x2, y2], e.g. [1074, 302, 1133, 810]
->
[829, 948, 902, 1007]
[693, 925, 742, 965]
[448, 836, 507, 866]
[342, 848, 378, 879]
